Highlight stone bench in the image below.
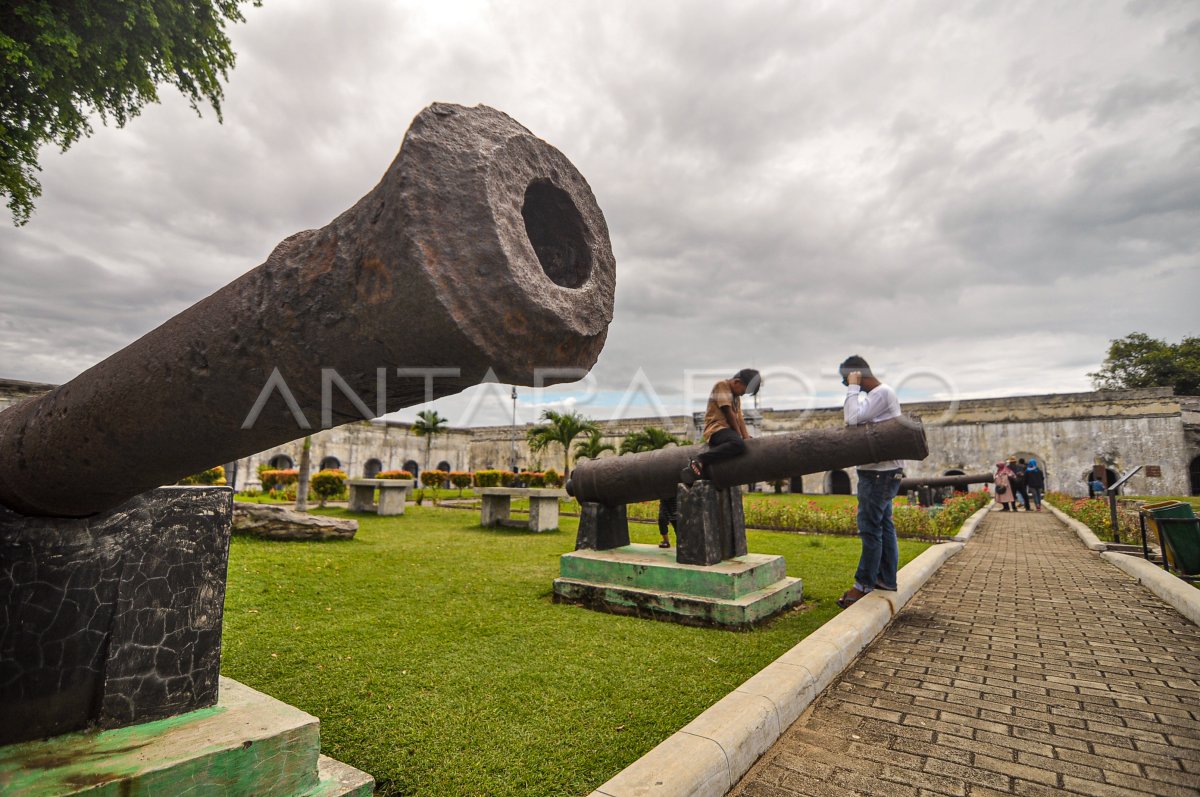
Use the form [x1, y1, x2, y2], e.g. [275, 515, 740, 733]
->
[477, 487, 567, 532]
[346, 478, 414, 516]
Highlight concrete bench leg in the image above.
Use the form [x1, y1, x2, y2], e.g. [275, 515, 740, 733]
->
[348, 484, 376, 513]
[528, 496, 560, 532]
[377, 487, 408, 516]
[480, 494, 511, 527]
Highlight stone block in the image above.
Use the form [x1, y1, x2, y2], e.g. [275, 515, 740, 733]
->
[677, 481, 748, 565]
[528, 495, 560, 531]
[575, 502, 630, 550]
[480, 493, 511, 526]
[0, 487, 231, 746]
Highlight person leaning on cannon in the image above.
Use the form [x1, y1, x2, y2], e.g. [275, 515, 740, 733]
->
[685, 368, 761, 482]
[836, 355, 904, 609]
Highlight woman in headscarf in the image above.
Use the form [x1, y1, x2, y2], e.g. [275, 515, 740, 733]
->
[994, 461, 1016, 511]
[1025, 459, 1045, 512]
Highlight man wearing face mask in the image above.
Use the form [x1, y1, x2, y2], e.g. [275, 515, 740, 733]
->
[836, 355, 904, 609]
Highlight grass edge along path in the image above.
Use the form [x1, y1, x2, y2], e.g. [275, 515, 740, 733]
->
[221, 506, 934, 796]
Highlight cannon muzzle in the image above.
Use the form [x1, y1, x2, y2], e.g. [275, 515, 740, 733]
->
[0, 104, 616, 517]
[898, 473, 993, 491]
[567, 416, 928, 505]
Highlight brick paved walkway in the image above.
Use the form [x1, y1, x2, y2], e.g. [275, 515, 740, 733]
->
[731, 507, 1200, 797]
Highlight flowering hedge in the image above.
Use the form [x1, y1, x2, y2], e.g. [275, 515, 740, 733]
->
[420, 469, 449, 488]
[625, 490, 989, 539]
[449, 471, 474, 491]
[378, 470, 414, 480]
[1044, 492, 1141, 545]
[260, 469, 299, 491]
[543, 468, 563, 488]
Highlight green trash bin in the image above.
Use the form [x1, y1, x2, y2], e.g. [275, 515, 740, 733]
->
[1147, 501, 1200, 576]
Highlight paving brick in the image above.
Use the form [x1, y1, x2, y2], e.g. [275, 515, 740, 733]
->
[730, 510, 1200, 797]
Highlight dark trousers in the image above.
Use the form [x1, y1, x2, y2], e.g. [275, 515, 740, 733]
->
[696, 428, 746, 468]
[658, 496, 678, 535]
[1013, 484, 1029, 509]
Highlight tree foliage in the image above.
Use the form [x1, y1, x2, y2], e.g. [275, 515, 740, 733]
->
[412, 409, 450, 471]
[1, 0, 259, 224]
[527, 410, 598, 477]
[572, 430, 615, 462]
[1089, 332, 1200, 397]
[619, 427, 682, 455]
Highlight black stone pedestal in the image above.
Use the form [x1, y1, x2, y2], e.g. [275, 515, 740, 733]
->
[575, 501, 630, 550]
[676, 481, 748, 565]
[0, 486, 232, 746]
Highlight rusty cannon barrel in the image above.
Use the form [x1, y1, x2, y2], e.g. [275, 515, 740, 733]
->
[0, 103, 616, 517]
[898, 472, 993, 491]
[567, 416, 929, 505]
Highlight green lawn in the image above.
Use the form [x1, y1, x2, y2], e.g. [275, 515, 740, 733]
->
[221, 506, 931, 796]
[743, 492, 859, 509]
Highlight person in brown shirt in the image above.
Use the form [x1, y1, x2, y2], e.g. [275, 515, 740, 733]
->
[686, 368, 760, 482]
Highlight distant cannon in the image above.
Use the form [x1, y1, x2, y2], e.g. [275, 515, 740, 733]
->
[898, 473, 993, 492]
[899, 472, 993, 507]
[0, 103, 616, 519]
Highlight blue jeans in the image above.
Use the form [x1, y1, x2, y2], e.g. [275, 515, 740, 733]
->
[854, 469, 902, 592]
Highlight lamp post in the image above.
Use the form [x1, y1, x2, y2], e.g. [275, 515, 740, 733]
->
[510, 386, 519, 473]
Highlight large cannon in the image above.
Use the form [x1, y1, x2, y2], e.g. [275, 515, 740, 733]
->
[0, 103, 615, 749]
[566, 416, 929, 564]
[568, 416, 928, 505]
[554, 417, 929, 628]
[0, 103, 615, 519]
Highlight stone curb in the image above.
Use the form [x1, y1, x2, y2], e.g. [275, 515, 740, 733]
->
[952, 504, 991, 543]
[587, 541, 966, 797]
[1099, 551, 1200, 627]
[1043, 502, 1107, 551]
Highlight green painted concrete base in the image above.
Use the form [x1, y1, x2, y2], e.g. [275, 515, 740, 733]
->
[553, 544, 803, 629]
[0, 677, 373, 797]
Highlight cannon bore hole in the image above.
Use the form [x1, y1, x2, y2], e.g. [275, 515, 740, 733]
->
[522, 180, 591, 289]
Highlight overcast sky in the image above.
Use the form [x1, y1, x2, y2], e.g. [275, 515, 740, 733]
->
[1, 0, 1197, 428]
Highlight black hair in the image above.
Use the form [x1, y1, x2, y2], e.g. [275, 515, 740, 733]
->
[838, 355, 872, 386]
[733, 368, 761, 395]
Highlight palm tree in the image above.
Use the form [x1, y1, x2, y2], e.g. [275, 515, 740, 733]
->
[412, 409, 449, 472]
[573, 430, 616, 463]
[527, 410, 598, 478]
[620, 427, 683, 455]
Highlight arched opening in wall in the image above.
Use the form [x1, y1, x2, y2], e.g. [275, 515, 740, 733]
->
[1082, 466, 1122, 496]
[789, 476, 804, 494]
[364, 458, 382, 478]
[269, 454, 294, 470]
[826, 469, 852, 495]
[436, 460, 451, 473]
[403, 460, 420, 478]
[943, 469, 965, 476]
[1188, 455, 1200, 496]
[319, 456, 341, 472]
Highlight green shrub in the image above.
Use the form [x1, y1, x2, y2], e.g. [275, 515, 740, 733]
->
[542, 468, 562, 488]
[310, 469, 348, 507]
[474, 470, 503, 488]
[499, 471, 519, 487]
[1045, 492, 1140, 544]
[378, 469, 414, 480]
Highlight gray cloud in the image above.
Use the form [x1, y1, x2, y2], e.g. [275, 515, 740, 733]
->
[1, 0, 1197, 428]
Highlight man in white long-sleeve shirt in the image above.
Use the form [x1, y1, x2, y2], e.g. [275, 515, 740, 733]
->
[836, 355, 904, 609]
